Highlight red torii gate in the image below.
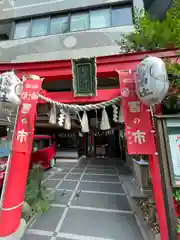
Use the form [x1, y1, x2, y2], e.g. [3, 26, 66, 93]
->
[0, 49, 178, 239]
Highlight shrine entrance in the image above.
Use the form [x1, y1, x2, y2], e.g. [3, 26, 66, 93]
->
[85, 128, 123, 159]
[0, 50, 178, 240]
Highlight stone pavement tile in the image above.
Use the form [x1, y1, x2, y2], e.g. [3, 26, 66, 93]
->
[71, 168, 85, 173]
[87, 165, 114, 169]
[44, 171, 51, 179]
[60, 208, 144, 240]
[78, 160, 89, 165]
[75, 165, 87, 169]
[44, 168, 57, 177]
[118, 169, 132, 176]
[57, 180, 78, 190]
[54, 190, 72, 205]
[71, 192, 131, 211]
[59, 168, 73, 174]
[22, 235, 51, 240]
[50, 172, 66, 180]
[85, 168, 117, 174]
[58, 162, 76, 168]
[65, 173, 81, 180]
[78, 181, 125, 193]
[44, 179, 61, 189]
[30, 207, 65, 232]
[82, 174, 120, 182]
[122, 178, 145, 198]
[89, 158, 113, 163]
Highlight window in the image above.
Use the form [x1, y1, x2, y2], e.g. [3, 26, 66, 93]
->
[33, 140, 38, 152]
[13, 21, 30, 39]
[12, 4, 133, 39]
[31, 17, 49, 37]
[90, 9, 110, 29]
[50, 15, 69, 34]
[112, 7, 133, 27]
[43, 139, 50, 148]
[38, 140, 44, 150]
[70, 12, 89, 31]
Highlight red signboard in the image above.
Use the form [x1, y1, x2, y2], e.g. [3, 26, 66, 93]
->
[12, 79, 42, 153]
[118, 71, 156, 155]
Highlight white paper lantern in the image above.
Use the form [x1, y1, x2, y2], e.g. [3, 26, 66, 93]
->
[0, 71, 22, 111]
[136, 56, 169, 106]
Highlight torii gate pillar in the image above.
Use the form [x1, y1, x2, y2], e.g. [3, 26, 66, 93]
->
[0, 76, 43, 237]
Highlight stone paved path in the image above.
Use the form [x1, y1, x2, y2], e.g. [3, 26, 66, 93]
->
[23, 158, 144, 240]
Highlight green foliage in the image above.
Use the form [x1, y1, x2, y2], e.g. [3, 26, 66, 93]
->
[25, 164, 44, 204]
[23, 164, 53, 221]
[177, 217, 180, 233]
[118, 0, 180, 106]
[174, 189, 180, 202]
[118, 0, 180, 52]
[166, 56, 180, 91]
[173, 189, 180, 233]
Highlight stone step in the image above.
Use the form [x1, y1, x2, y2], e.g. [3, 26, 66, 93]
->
[56, 149, 79, 159]
[122, 177, 152, 199]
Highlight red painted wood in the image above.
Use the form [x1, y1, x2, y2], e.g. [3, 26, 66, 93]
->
[0, 78, 42, 237]
[0, 49, 178, 80]
[0, 48, 178, 239]
[149, 155, 169, 240]
[0, 49, 177, 104]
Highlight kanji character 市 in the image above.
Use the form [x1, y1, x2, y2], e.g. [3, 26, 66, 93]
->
[16, 129, 28, 143]
[131, 130, 146, 144]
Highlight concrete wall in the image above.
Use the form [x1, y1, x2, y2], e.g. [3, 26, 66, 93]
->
[0, 0, 144, 20]
[0, 26, 134, 62]
[0, 0, 144, 63]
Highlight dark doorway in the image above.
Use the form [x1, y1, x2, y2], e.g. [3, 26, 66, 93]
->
[84, 129, 124, 159]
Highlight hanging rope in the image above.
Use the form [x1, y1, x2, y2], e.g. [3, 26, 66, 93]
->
[39, 94, 121, 112]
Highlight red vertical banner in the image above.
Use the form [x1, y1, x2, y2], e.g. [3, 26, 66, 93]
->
[118, 71, 156, 155]
[12, 80, 42, 153]
[0, 76, 43, 237]
[117, 70, 169, 240]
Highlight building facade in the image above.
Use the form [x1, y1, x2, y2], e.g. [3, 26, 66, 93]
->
[0, 0, 144, 63]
